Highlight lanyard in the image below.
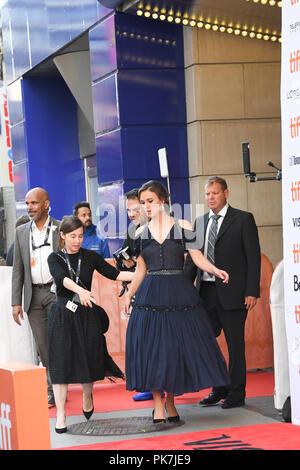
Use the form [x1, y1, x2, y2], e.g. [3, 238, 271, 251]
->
[30, 220, 51, 251]
[62, 248, 82, 284]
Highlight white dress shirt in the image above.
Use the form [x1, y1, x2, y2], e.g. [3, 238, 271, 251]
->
[202, 203, 229, 281]
[29, 216, 53, 284]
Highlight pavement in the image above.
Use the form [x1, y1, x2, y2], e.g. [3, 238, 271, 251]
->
[49, 394, 283, 451]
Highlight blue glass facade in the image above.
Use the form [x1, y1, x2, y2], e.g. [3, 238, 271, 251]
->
[1, 0, 111, 84]
[91, 13, 189, 211]
[2, 0, 190, 247]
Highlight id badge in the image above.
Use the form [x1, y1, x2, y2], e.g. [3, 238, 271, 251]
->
[66, 300, 78, 312]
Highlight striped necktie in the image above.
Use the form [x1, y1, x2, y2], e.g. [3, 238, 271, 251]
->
[207, 214, 221, 275]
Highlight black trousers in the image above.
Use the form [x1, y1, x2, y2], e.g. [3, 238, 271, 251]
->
[200, 282, 248, 401]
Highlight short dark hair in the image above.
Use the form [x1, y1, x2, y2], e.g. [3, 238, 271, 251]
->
[59, 215, 83, 250]
[73, 201, 91, 216]
[205, 176, 228, 191]
[138, 180, 169, 205]
[60, 215, 83, 234]
[125, 188, 139, 200]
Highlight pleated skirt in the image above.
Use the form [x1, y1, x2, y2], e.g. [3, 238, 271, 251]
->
[125, 274, 229, 394]
[48, 297, 123, 384]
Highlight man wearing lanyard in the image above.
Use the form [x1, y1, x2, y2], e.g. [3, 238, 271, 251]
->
[11, 187, 60, 407]
[184, 176, 261, 409]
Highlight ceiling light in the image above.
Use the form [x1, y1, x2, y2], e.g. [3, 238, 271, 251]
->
[135, 7, 281, 44]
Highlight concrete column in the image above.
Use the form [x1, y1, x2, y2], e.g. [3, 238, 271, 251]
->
[184, 27, 282, 267]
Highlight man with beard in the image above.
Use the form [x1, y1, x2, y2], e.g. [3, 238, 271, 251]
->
[11, 187, 60, 407]
[73, 201, 110, 258]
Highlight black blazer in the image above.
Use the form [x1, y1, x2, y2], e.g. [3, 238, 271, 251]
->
[184, 206, 261, 310]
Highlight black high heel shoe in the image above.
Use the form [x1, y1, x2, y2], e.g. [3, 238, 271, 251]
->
[55, 416, 67, 433]
[55, 426, 67, 434]
[165, 404, 180, 423]
[152, 409, 166, 424]
[83, 393, 94, 420]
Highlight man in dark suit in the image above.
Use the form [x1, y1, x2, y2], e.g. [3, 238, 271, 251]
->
[184, 176, 261, 409]
[11, 187, 60, 407]
[121, 188, 148, 267]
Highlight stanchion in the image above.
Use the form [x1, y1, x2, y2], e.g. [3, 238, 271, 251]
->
[0, 360, 51, 450]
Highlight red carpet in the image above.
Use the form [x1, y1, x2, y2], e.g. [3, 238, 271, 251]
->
[51, 370, 300, 451]
[49, 370, 274, 418]
[60, 423, 300, 450]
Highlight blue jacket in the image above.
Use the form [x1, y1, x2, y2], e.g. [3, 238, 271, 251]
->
[82, 224, 110, 258]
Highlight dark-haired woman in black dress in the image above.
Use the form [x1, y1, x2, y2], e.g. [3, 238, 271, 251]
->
[47, 216, 133, 433]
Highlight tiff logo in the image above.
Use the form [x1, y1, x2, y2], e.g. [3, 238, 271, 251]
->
[294, 305, 300, 323]
[290, 50, 300, 73]
[0, 403, 12, 450]
[291, 181, 300, 201]
[290, 117, 300, 138]
[293, 244, 300, 263]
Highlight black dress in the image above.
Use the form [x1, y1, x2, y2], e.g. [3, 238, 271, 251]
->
[47, 248, 124, 384]
[125, 222, 230, 394]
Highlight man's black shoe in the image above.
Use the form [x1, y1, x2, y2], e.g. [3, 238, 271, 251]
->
[199, 390, 228, 406]
[221, 398, 245, 409]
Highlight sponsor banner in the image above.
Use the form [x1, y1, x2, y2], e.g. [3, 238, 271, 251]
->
[0, 84, 13, 187]
[281, 0, 300, 425]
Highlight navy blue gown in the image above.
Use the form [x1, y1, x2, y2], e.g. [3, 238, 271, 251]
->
[125, 221, 229, 394]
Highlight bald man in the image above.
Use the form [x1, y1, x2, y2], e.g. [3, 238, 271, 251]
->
[11, 188, 60, 407]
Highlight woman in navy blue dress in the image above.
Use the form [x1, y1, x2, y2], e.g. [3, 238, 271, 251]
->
[124, 181, 230, 424]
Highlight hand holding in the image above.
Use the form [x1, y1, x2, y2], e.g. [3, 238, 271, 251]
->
[79, 289, 95, 308]
[122, 257, 136, 269]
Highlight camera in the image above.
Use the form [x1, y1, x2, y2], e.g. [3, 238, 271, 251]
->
[113, 246, 135, 269]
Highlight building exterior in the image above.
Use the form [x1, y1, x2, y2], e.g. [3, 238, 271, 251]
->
[0, 0, 282, 264]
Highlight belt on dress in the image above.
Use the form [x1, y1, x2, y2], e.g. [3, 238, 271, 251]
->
[148, 269, 183, 275]
[32, 282, 53, 288]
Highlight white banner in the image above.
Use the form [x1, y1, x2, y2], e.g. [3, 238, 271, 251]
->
[281, 0, 300, 425]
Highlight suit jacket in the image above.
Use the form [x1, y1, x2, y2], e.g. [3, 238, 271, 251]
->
[11, 217, 60, 313]
[121, 222, 138, 254]
[184, 205, 261, 310]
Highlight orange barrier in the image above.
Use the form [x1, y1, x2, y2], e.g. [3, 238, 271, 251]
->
[92, 254, 274, 373]
[92, 269, 127, 371]
[0, 361, 51, 450]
